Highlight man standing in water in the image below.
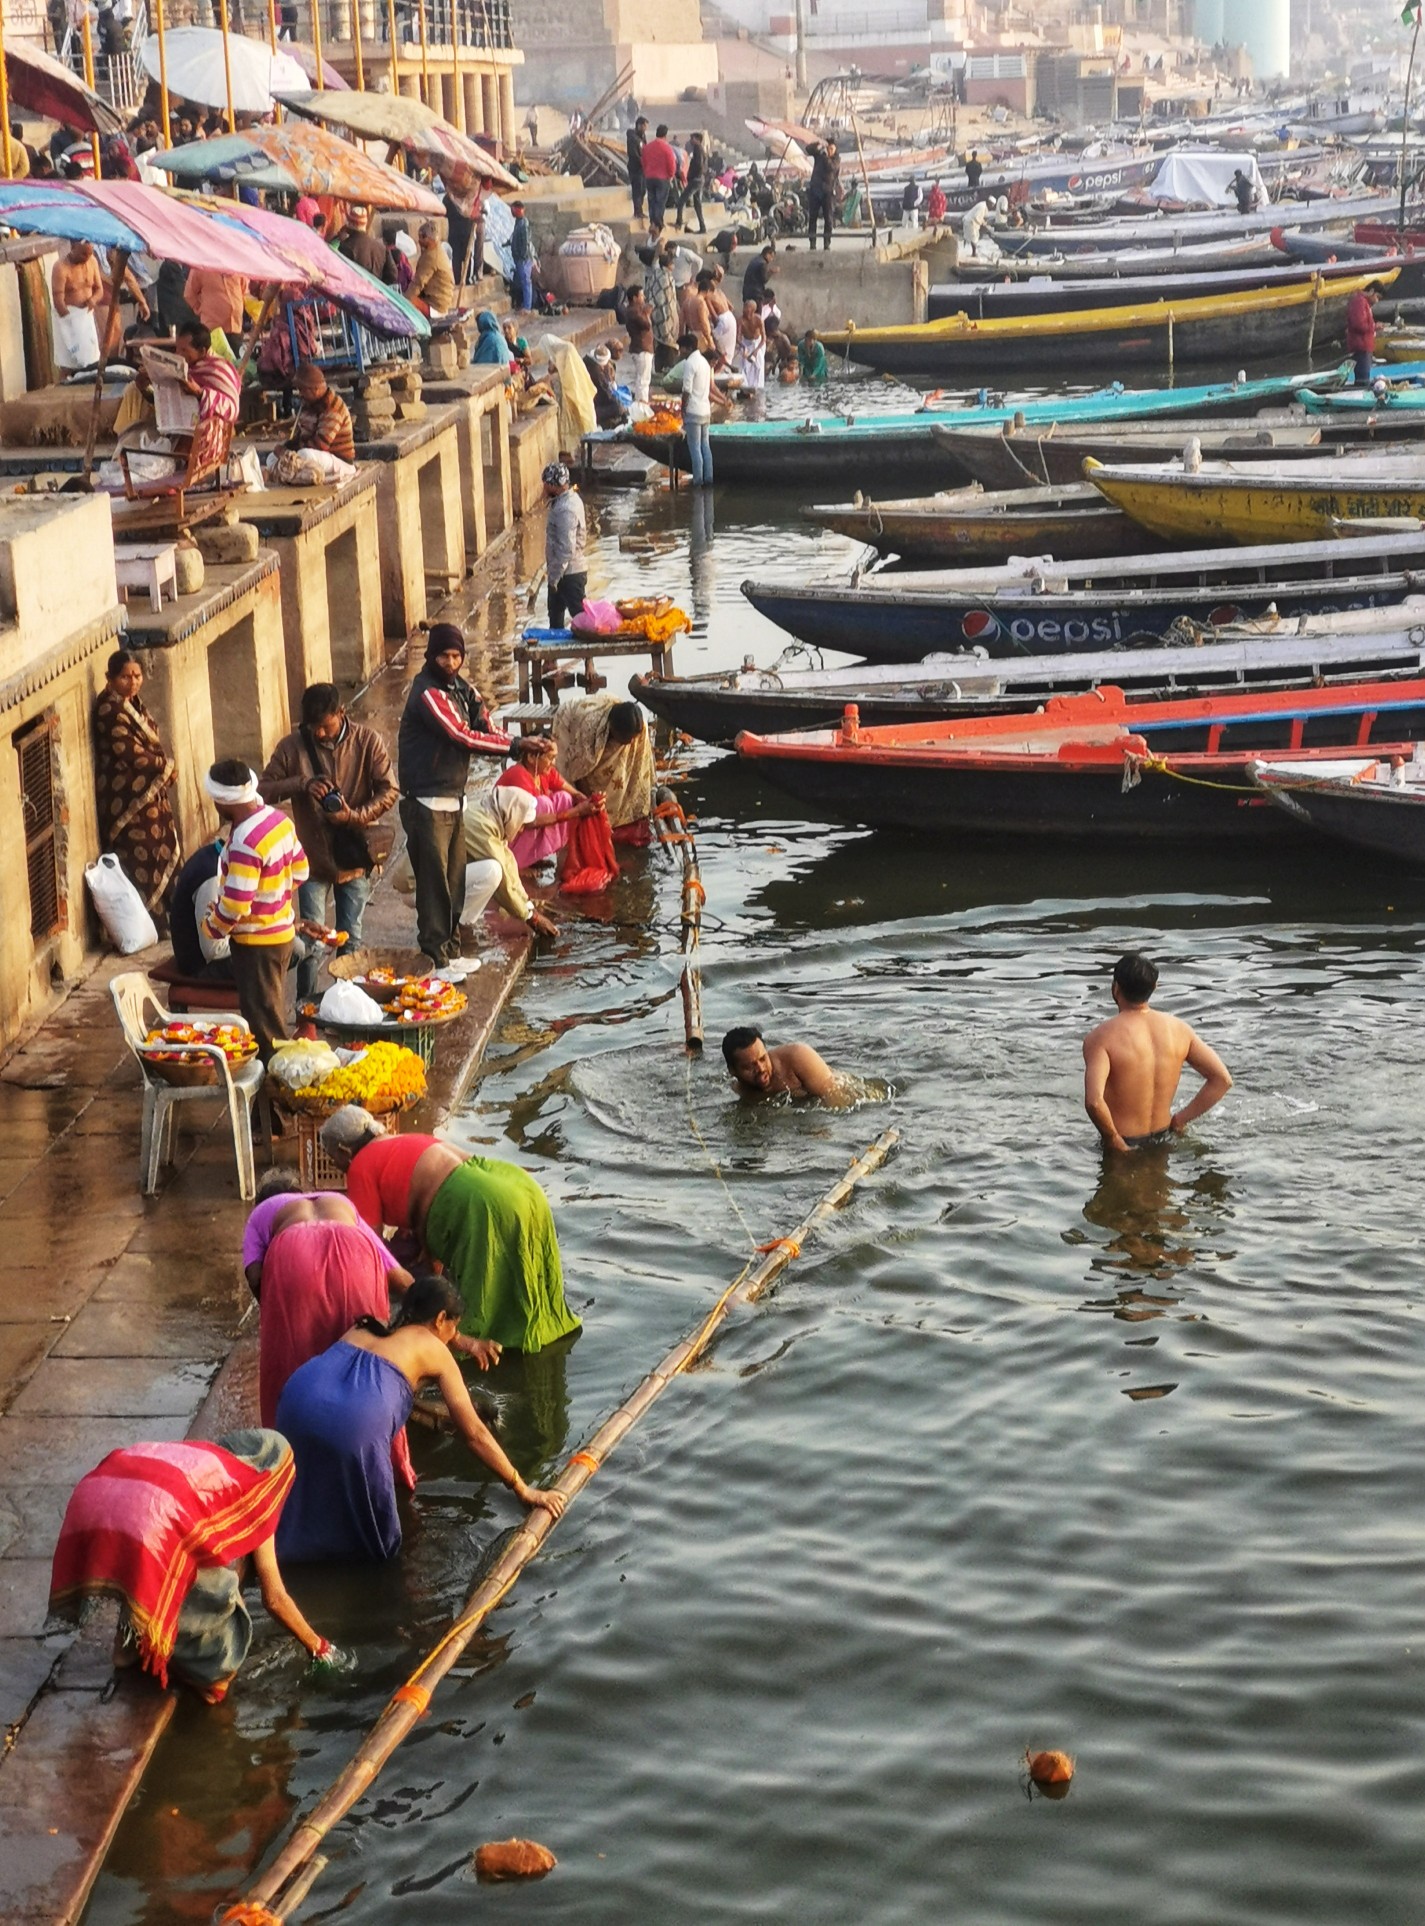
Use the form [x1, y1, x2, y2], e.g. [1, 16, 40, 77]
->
[722, 1025, 847, 1104]
[1082, 953, 1233, 1152]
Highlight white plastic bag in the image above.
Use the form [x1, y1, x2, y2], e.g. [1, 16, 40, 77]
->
[266, 1040, 343, 1091]
[85, 852, 158, 954]
[319, 979, 387, 1026]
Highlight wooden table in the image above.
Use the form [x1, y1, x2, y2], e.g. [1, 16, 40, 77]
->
[514, 635, 677, 703]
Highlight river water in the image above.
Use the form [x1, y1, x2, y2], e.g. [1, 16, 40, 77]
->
[86, 385, 1425, 1926]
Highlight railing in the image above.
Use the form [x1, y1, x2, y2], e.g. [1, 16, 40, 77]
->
[57, 0, 148, 112]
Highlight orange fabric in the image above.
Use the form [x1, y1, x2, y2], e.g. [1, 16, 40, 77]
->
[560, 807, 619, 894]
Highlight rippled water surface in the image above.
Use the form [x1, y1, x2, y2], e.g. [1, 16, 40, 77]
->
[86, 472, 1425, 1926]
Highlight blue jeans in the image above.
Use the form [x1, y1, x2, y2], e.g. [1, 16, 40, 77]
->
[298, 875, 372, 999]
[685, 417, 712, 486]
[513, 260, 533, 310]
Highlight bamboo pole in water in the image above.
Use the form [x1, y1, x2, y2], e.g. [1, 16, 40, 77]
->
[654, 785, 702, 1051]
[228, 1127, 899, 1921]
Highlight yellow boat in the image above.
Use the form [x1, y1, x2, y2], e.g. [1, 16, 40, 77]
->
[818, 271, 1398, 378]
[1083, 454, 1425, 544]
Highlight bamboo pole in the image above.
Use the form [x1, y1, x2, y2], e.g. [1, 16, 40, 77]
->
[266, 0, 278, 52]
[386, 0, 398, 96]
[849, 102, 878, 246]
[1403, 4, 1422, 239]
[310, 0, 325, 91]
[218, 1, 236, 132]
[654, 785, 702, 1051]
[349, 0, 364, 90]
[80, 9, 100, 175]
[153, 0, 172, 148]
[228, 1128, 899, 1920]
[0, 0, 13, 180]
[450, 0, 461, 132]
[416, 0, 430, 107]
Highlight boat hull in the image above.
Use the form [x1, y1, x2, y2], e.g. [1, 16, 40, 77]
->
[1086, 463, 1425, 543]
[802, 498, 1157, 565]
[926, 257, 1403, 321]
[740, 575, 1421, 660]
[931, 420, 1332, 491]
[1257, 781, 1425, 861]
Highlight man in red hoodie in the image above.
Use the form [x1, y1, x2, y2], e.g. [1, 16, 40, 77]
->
[639, 123, 679, 234]
[1345, 286, 1377, 388]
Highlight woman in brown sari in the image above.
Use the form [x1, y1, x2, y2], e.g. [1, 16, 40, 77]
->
[94, 649, 180, 917]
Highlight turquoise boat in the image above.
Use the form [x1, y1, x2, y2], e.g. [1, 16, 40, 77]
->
[637, 367, 1349, 488]
[1300, 385, 1425, 414]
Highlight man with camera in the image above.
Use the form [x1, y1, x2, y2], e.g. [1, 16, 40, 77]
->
[260, 683, 399, 1001]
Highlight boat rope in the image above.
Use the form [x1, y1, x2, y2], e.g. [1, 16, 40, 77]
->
[1124, 752, 1260, 795]
[226, 1130, 899, 1925]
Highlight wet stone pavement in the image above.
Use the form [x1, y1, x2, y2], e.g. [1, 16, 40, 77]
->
[0, 630, 532, 1923]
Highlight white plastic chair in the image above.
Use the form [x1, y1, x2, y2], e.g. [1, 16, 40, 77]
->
[110, 971, 266, 1201]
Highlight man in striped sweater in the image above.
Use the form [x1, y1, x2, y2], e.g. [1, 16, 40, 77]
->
[201, 758, 309, 1061]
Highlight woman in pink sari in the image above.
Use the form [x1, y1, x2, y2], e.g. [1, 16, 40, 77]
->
[495, 735, 590, 870]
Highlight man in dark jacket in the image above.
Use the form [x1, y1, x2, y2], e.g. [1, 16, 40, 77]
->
[675, 130, 708, 234]
[396, 625, 511, 979]
[806, 138, 840, 251]
[260, 681, 399, 999]
[334, 205, 395, 284]
[741, 242, 775, 308]
[626, 115, 648, 222]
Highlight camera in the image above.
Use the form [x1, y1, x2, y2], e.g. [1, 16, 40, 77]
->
[320, 787, 347, 815]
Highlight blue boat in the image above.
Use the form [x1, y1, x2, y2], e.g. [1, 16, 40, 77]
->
[639, 368, 1348, 489]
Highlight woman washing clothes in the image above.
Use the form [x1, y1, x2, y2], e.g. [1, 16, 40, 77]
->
[49, 1431, 337, 1702]
[319, 1106, 582, 1354]
[274, 1276, 568, 1564]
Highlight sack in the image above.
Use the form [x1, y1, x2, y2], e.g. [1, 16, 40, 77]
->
[267, 1040, 343, 1091]
[319, 979, 387, 1026]
[85, 852, 158, 954]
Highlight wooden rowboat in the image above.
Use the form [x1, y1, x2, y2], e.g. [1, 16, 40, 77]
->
[926, 256, 1405, 322]
[1084, 453, 1425, 544]
[1250, 750, 1425, 863]
[819, 273, 1398, 379]
[734, 678, 1425, 842]
[631, 625, 1425, 745]
[740, 533, 1425, 660]
[799, 483, 1161, 566]
[929, 418, 1329, 491]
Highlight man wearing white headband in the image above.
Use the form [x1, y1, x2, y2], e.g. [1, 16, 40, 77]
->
[201, 756, 309, 1062]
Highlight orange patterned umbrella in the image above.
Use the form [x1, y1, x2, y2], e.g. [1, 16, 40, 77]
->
[243, 119, 444, 214]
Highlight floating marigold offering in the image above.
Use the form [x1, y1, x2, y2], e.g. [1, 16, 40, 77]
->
[1026, 1749, 1074, 1789]
[473, 1838, 557, 1882]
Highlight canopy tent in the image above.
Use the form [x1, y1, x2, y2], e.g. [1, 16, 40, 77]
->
[0, 180, 300, 280]
[1148, 151, 1268, 207]
[282, 89, 519, 195]
[138, 29, 308, 114]
[5, 39, 123, 137]
[150, 122, 445, 214]
[200, 198, 430, 338]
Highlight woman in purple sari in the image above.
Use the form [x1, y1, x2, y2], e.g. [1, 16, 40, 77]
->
[274, 1275, 568, 1564]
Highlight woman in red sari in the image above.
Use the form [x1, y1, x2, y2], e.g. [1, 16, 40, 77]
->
[495, 735, 585, 869]
[93, 648, 180, 915]
[48, 1430, 336, 1702]
[174, 322, 242, 480]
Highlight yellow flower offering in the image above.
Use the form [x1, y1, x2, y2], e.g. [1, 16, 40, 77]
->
[292, 1041, 426, 1114]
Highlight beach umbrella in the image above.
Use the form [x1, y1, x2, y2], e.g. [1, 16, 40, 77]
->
[137, 28, 308, 114]
[200, 198, 430, 339]
[4, 38, 123, 137]
[278, 43, 352, 91]
[241, 120, 446, 213]
[282, 88, 519, 193]
[150, 133, 296, 195]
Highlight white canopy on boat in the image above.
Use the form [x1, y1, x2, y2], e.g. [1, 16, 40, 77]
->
[1149, 150, 1267, 207]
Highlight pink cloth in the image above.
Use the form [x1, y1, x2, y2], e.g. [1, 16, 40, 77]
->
[496, 767, 578, 868]
[257, 1219, 416, 1493]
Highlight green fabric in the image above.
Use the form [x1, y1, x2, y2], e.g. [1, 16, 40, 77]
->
[424, 1157, 581, 1353]
[802, 340, 828, 382]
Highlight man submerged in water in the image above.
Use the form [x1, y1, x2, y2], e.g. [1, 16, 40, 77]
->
[1082, 952, 1233, 1153]
[722, 1025, 848, 1105]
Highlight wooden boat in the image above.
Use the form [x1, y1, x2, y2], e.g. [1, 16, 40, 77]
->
[925, 257, 1404, 323]
[631, 626, 1425, 745]
[993, 192, 1400, 256]
[1375, 331, 1425, 363]
[632, 369, 1348, 489]
[800, 483, 1160, 566]
[930, 418, 1328, 491]
[733, 679, 1425, 842]
[1299, 386, 1425, 414]
[1084, 452, 1425, 543]
[739, 533, 1425, 660]
[1250, 749, 1425, 862]
[946, 237, 1287, 281]
[818, 273, 1397, 379]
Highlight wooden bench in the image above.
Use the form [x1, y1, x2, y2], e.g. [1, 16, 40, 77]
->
[113, 541, 178, 613]
[514, 635, 677, 704]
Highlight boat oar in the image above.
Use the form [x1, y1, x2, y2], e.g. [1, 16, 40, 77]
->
[223, 1127, 899, 1924]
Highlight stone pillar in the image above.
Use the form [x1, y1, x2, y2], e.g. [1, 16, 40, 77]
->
[439, 71, 458, 124]
[481, 71, 498, 142]
[498, 67, 515, 149]
[399, 69, 421, 98]
[463, 71, 482, 132]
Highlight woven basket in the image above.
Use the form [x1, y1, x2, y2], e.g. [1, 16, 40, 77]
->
[291, 1101, 410, 1190]
[146, 1053, 254, 1087]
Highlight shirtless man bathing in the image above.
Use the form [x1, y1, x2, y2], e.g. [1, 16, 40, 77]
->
[722, 1024, 850, 1105]
[1082, 952, 1233, 1153]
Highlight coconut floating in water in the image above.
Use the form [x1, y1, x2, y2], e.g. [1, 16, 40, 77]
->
[474, 1838, 557, 1882]
[1025, 1749, 1074, 1797]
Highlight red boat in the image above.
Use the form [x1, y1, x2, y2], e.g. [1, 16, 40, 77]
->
[734, 678, 1425, 842]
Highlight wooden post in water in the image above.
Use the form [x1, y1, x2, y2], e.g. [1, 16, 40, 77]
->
[654, 785, 702, 1051]
[225, 1128, 899, 1922]
[1402, 2, 1423, 239]
[1306, 271, 1320, 362]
